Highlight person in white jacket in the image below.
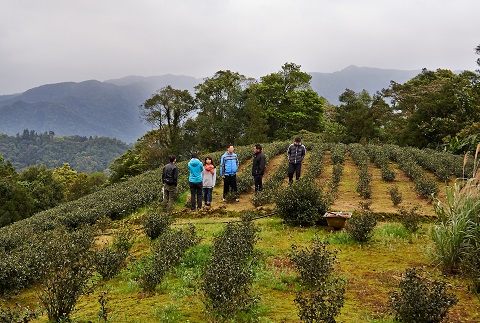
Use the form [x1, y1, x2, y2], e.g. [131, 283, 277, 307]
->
[202, 156, 216, 208]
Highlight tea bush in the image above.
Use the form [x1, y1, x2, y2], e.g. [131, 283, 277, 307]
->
[345, 210, 377, 243]
[275, 179, 329, 226]
[366, 144, 396, 182]
[142, 205, 173, 240]
[399, 207, 421, 233]
[289, 237, 346, 323]
[138, 224, 200, 293]
[252, 160, 288, 206]
[388, 185, 403, 206]
[202, 213, 260, 321]
[390, 267, 458, 323]
[0, 303, 39, 323]
[304, 143, 326, 179]
[94, 230, 134, 280]
[356, 168, 372, 199]
[414, 176, 440, 198]
[330, 143, 347, 164]
[38, 228, 96, 323]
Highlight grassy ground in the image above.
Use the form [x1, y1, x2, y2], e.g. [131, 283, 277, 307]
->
[4, 151, 479, 322]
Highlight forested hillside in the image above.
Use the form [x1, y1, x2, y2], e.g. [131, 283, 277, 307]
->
[0, 130, 131, 173]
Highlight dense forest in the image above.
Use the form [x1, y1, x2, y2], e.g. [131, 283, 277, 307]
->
[0, 130, 131, 173]
[0, 132, 131, 227]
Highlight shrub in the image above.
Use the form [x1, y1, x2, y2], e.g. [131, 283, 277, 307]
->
[345, 210, 377, 243]
[388, 185, 403, 206]
[390, 267, 458, 323]
[289, 237, 346, 323]
[138, 225, 199, 293]
[0, 303, 39, 322]
[142, 206, 173, 240]
[275, 179, 329, 226]
[202, 213, 260, 321]
[38, 228, 96, 323]
[356, 168, 372, 199]
[415, 176, 440, 199]
[381, 164, 396, 182]
[399, 207, 421, 233]
[94, 230, 134, 280]
[330, 143, 347, 164]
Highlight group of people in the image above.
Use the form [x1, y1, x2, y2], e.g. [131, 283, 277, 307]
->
[161, 138, 306, 211]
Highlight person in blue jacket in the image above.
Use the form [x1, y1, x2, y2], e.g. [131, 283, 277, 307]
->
[220, 144, 239, 202]
[188, 153, 203, 211]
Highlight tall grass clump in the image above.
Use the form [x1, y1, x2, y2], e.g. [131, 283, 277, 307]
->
[390, 267, 458, 323]
[289, 237, 346, 323]
[431, 180, 480, 275]
[201, 213, 260, 321]
[275, 179, 329, 226]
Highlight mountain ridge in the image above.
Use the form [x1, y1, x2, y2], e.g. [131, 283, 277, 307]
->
[0, 66, 423, 143]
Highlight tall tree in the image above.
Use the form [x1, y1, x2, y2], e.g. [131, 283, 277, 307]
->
[191, 70, 253, 151]
[140, 85, 195, 155]
[383, 69, 480, 148]
[253, 63, 325, 140]
[0, 154, 33, 226]
[20, 165, 64, 214]
[476, 44, 480, 66]
[335, 89, 392, 143]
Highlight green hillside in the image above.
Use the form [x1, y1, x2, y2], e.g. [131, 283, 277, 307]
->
[1, 141, 479, 322]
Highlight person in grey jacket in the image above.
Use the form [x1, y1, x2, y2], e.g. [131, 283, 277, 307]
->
[287, 137, 306, 183]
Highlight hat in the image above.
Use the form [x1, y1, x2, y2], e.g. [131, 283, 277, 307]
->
[294, 137, 301, 143]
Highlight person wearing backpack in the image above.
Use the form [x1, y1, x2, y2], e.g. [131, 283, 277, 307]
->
[161, 155, 178, 210]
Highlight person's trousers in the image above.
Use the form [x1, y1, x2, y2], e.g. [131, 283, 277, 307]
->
[189, 181, 203, 210]
[163, 184, 177, 209]
[223, 174, 237, 197]
[203, 187, 213, 205]
[288, 163, 302, 182]
[254, 175, 263, 192]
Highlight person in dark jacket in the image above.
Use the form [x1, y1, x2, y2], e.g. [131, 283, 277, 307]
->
[252, 144, 266, 192]
[287, 137, 306, 183]
[161, 155, 178, 210]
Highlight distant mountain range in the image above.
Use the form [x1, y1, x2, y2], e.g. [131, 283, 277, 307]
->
[0, 66, 421, 143]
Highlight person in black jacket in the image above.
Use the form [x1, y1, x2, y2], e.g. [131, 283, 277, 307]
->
[252, 144, 266, 192]
[161, 155, 178, 210]
[287, 137, 306, 183]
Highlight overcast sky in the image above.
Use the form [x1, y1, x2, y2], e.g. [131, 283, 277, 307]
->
[1, 0, 479, 95]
